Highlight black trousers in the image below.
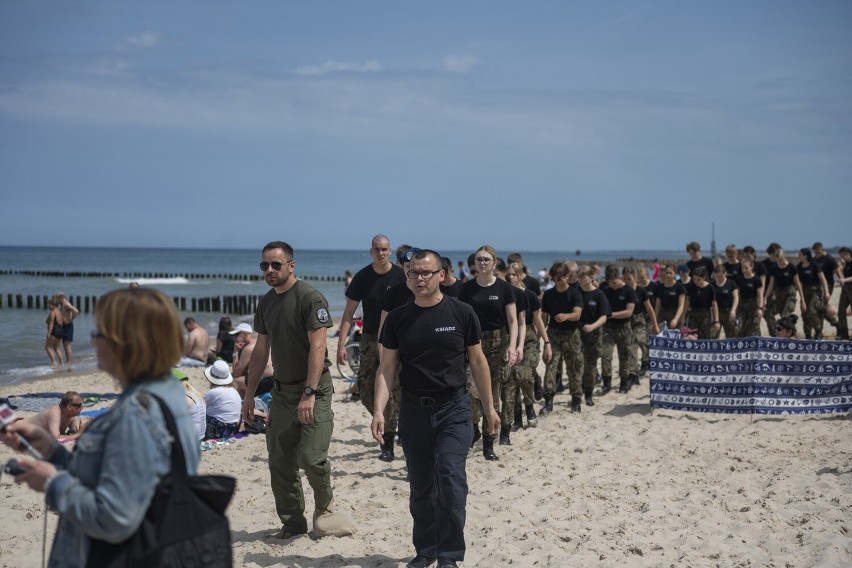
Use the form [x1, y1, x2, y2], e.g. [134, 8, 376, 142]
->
[399, 393, 473, 562]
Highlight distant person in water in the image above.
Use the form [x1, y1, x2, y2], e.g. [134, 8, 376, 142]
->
[55, 292, 80, 363]
[180, 317, 210, 366]
[45, 298, 65, 365]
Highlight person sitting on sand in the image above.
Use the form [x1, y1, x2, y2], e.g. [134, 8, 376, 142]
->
[173, 369, 207, 441]
[203, 360, 242, 439]
[24, 391, 90, 439]
[231, 323, 275, 398]
[180, 317, 210, 366]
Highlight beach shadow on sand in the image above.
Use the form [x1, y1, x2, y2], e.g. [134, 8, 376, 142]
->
[240, 550, 402, 567]
[604, 403, 652, 417]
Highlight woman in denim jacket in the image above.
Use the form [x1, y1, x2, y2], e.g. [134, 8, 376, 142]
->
[2, 288, 201, 568]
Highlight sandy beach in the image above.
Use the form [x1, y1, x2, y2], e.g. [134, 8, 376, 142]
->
[2, 317, 851, 567]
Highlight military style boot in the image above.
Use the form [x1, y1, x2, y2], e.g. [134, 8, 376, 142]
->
[555, 374, 565, 393]
[525, 404, 538, 428]
[471, 423, 481, 448]
[571, 395, 582, 412]
[584, 386, 595, 406]
[629, 373, 640, 388]
[618, 376, 632, 393]
[499, 425, 511, 446]
[541, 392, 555, 415]
[600, 375, 612, 395]
[483, 437, 499, 461]
[511, 405, 524, 432]
[379, 433, 395, 462]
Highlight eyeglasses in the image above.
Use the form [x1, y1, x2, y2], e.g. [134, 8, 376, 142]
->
[407, 270, 442, 280]
[68, 403, 83, 408]
[260, 260, 292, 272]
[90, 331, 105, 340]
[474, 257, 493, 264]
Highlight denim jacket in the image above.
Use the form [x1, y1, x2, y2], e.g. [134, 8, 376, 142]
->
[44, 376, 200, 568]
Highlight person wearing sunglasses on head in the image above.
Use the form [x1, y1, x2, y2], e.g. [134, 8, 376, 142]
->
[23, 391, 89, 440]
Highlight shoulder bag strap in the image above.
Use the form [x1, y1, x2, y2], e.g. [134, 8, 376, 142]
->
[147, 392, 189, 482]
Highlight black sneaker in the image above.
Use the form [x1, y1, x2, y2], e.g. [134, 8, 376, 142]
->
[438, 558, 459, 568]
[406, 555, 437, 568]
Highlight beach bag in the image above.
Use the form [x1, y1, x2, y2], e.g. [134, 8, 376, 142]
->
[86, 394, 236, 568]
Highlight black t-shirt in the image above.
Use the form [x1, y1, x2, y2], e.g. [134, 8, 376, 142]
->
[711, 278, 738, 310]
[796, 262, 821, 288]
[580, 288, 612, 324]
[380, 297, 481, 395]
[655, 282, 686, 310]
[541, 285, 583, 331]
[458, 278, 516, 332]
[760, 259, 775, 281]
[845, 261, 852, 279]
[686, 282, 717, 310]
[523, 288, 541, 326]
[381, 282, 414, 313]
[523, 274, 541, 296]
[738, 275, 762, 301]
[723, 262, 742, 281]
[814, 254, 839, 286]
[345, 263, 406, 334]
[686, 257, 715, 277]
[772, 263, 797, 289]
[603, 284, 637, 326]
[514, 287, 529, 324]
[440, 279, 464, 298]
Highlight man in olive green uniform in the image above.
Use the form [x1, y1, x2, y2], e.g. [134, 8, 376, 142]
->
[242, 241, 341, 539]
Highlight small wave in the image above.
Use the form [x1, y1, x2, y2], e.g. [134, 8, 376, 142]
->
[115, 277, 190, 285]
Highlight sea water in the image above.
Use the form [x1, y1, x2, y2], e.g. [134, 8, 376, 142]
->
[0, 246, 681, 386]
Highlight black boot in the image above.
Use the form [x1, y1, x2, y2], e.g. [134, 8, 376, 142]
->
[541, 392, 554, 415]
[379, 433, 395, 462]
[511, 405, 523, 432]
[632, 372, 641, 386]
[534, 372, 544, 401]
[601, 375, 612, 395]
[483, 437, 499, 461]
[499, 425, 511, 446]
[584, 387, 595, 406]
[618, 376, 631, 393]
[555, 374, 565, 393]
[471, 423, 481, 448]
[525, 404, 538, 428]
[571, 395, 582, 413]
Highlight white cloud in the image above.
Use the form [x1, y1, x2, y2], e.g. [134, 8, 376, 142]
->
[117, 31, 165, 52]
[443, 54, 478, 74]
[294, 60, 382, 76]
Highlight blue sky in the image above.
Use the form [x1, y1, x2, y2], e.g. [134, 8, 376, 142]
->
[1, 1, 850, 253]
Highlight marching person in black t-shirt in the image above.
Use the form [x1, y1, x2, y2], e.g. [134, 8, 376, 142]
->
[539, 262, 582, 414]
[373, 250, 498, 568]
[685, 267, 720, 339]
[577, 265, 612, 412]
[685, 241, 715, 278]
[722, 244, 743, 282]
[440, 256, 464, 298]
[621, 266, 657, 383]
[655, 264, 686, 331]
[760, 242, 782, 335]
[458, 245, 518, 461]
[337, 235, 407, 457]
[711, 264, 739, 339]
[600, 265, 638, 394]
[796, 248, 834, 340]
[764, 248, 804, 337]
[736, 258, 765, 337]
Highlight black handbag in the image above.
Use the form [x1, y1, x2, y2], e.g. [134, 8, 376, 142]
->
[86, 394, 236, 568]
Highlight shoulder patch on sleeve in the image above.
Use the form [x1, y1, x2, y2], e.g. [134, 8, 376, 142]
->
[316, 307, 330, 323]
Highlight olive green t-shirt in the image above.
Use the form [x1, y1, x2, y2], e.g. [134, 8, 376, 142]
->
[254, 280, 334, 384]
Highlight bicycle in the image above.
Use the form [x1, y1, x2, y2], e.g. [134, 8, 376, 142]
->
[336, 317, 362, 385]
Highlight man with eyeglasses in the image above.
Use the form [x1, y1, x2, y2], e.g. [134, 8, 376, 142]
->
[24, 391, 89, 439]
[337, 235, 406, 455]
[242, 241, 353, 540]
[372, 249, 498, 568]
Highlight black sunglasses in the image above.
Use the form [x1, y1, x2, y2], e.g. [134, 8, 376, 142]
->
[260, 260, 291, 272]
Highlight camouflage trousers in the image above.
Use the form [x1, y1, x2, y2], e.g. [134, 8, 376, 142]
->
[765, 287, 798, 337]
[469, 330, 508, 436]
[579, 328, 601, 392]
[686, 308, 714, 340]
[511, 328, 540, 409]
[543, 328, 581, 395]
[801, 285, 825, 339]
[737, 298, 762, 338]
[601, 322, 635, 381]
[716, 308, 738, 339]
[629, 314, 648, 373]
[658, 307, 682, 331]
[357, 334, 401, 433]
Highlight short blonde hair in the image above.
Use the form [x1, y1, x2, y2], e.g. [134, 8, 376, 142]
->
[95, 288, 183, 383]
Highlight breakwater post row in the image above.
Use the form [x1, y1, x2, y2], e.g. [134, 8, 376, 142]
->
[0, 270, 346, 282]
[2, 294, 264, 316]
